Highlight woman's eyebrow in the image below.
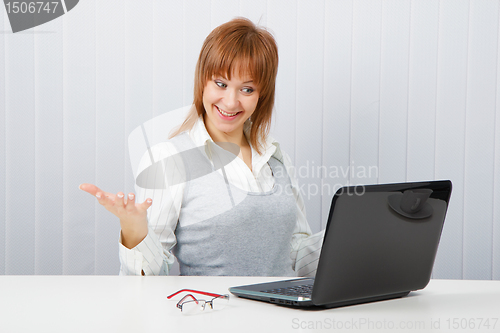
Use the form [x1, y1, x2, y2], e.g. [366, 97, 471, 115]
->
[215, 76, 253, 84]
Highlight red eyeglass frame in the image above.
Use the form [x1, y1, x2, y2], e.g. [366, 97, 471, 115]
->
[167, 289, 224, 299]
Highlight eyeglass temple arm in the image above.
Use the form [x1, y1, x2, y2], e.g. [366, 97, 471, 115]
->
[176, 294, 199, 309]
[167, 289, 222, 299]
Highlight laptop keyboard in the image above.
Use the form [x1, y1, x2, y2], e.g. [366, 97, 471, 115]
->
[262, 284, 313, 298]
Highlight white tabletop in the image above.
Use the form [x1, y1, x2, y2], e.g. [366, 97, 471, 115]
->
[0, 275, 498, 333]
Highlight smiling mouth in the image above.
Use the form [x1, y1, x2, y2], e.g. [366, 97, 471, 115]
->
[216, 105, 241, 117]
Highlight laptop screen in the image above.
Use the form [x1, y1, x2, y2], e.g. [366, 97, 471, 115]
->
[312, 180, 452, 305]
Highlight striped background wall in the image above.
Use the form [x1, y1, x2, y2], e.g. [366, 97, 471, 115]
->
[0, 0, 499, 279]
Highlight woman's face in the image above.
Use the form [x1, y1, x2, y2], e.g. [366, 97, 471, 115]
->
[202, 72, 259, 139]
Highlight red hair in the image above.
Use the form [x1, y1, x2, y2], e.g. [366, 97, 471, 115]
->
[171, 17, 279, 154]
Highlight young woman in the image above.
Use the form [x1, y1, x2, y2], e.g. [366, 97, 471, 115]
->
[80, 17, 323, 276]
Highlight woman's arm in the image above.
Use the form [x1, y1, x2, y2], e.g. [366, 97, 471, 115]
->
[81, 141, 185, 276]
[118, 141, 185, 276]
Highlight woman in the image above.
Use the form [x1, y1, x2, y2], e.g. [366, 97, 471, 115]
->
[80, 17, 323, 276]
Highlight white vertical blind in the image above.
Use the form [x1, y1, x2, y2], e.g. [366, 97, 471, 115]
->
[268, 0, 297, 160]
[495, 51, 500, 279]
[407, 0, 439, 183]
[434, 0, 470, 279]
[35, 13, 64, 275]
[0, 7, 6, 275]
[378, 0, 410, 184]
[0, 0, 499, 279]
[62, 0, 96, 274]
[321, 0, 353, 228]
[5, 16, 36, 275]
[95, 0, 125, 275]
[462, 0, 498, 280]
[350, 0, 382, 188]
[295, 0, 324, 234]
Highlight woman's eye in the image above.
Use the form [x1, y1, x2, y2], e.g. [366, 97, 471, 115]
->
[215, 81, 227, 88]
[242, 87, 254, 94]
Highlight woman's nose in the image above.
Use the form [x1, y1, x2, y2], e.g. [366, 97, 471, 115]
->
[223, 89, 239, 110]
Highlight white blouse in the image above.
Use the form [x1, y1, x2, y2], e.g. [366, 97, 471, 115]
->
[119, 116, 324, 277]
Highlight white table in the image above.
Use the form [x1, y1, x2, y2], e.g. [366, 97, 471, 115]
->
[0, 276, 498, 333]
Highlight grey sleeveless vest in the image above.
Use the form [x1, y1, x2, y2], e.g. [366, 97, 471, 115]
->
[171, 133, 297, 276]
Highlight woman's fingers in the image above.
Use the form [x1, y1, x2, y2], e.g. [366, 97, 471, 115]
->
[80, 183, 151, 217]
[80, 183, 115, 204]
[95, 191, 113, 207]
[141, 198, 153, 211]
[79, 183, 102, 196]
[115, 192, 125, 210]
[126, 193, 136, 213]
[126, 193, 152, 213]
[142, 198, 153, 209]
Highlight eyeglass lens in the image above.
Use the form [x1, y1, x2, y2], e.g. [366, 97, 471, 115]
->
[180, 295, 229, 314]
[181, 299, 206, 314]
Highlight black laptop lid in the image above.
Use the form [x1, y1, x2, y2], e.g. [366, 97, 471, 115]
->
[312, 180, 452, 306]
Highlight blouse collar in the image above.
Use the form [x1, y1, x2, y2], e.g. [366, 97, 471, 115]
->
[188, 115, 285, 173]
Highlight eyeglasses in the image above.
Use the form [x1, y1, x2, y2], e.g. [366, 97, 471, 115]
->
[167, 289, 230, 315]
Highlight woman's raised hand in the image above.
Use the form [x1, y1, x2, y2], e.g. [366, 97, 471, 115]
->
[79, 183, 152, 249]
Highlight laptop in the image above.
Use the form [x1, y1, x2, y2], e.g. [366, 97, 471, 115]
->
[229, 180, 452, 308]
